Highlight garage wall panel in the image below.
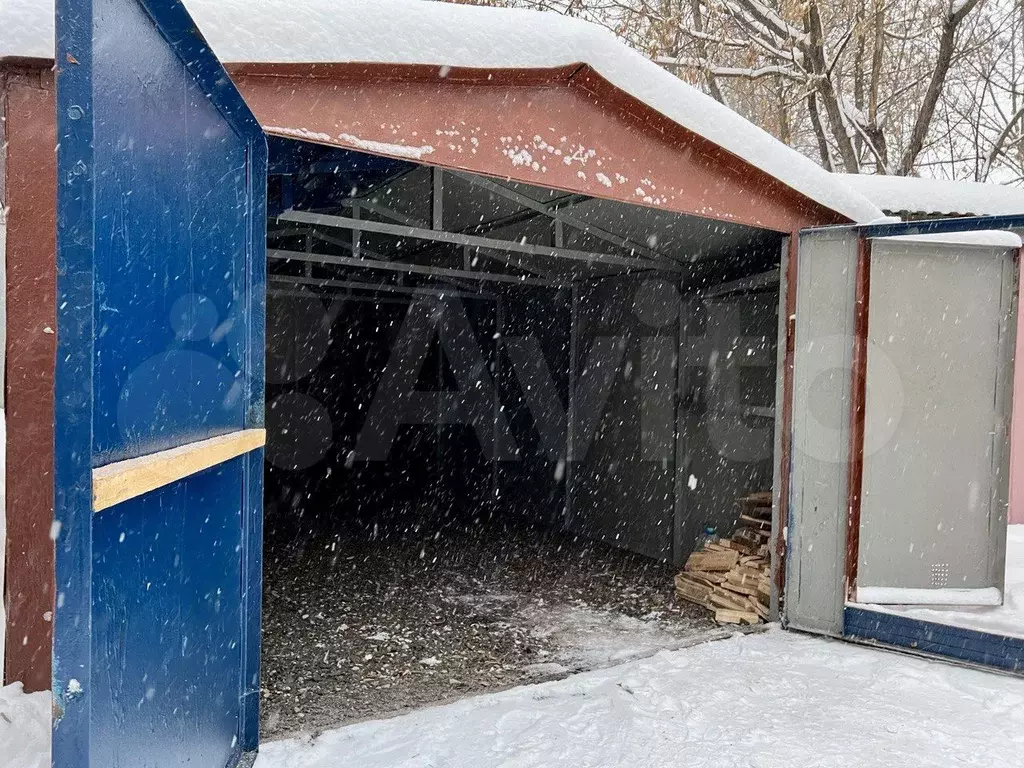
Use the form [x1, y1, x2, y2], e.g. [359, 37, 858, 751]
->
[678, 289, 778, 562]
[497, 286, 571, 526]
[569, 275, 676, 561]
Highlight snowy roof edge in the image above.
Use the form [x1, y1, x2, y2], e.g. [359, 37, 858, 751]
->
[877, 230, 1023, 249]
[1, 0, 884, 223]
[838, 173, 1024, 219]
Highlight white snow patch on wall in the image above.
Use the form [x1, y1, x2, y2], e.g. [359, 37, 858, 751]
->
[1, 0, 883, 223]
[253, 628, 1024, 768]
[0, 682, 50, 768]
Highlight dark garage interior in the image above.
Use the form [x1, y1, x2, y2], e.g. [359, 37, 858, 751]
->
[258, 137, 784, 736]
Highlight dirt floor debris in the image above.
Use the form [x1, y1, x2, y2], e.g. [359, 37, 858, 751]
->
[261, 518, 721, 738]
[675, 492, 772, 625]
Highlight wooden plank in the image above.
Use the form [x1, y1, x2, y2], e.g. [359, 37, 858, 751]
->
[685, 549, 740, 572]
[735, 563, 768, 578]
[727, 568, 764, 587]
[737, 491, 773, 506]
[674, 575, 713, 607]
[93, 429, 267, 512]
[733, 526, 765, 543]
[715, 609, 760, 625]
[750, 597, 771, 620]
[720, 581, 761, 602]
[709, 587, 750, 611]
[719, 538, 759, 556]
[687, 570, 728, 585]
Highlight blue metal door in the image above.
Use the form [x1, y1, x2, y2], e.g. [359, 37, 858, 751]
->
[53, 1, 267, 766]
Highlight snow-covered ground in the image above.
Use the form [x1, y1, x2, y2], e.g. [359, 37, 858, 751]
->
[517, 601, 745, 677]
[861, 525, 1024, 639]
[6, 528, 1022, 766]
[0, 682, 50, 768]
[254, 628, 1024, 768]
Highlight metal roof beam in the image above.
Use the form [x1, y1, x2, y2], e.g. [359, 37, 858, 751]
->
[267, 274, 497, 300]
[449, 171, 672, 263]
[277, 210, 679, 272]
[701, 268, 780, 298]
[339, 199, 426, 228]
[273, 221, 557, 278]
[268, 248, 562, 287]
[268, 223, 391, 261]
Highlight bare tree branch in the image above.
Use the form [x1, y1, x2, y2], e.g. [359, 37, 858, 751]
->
[897, 0, 987, 174]
[807, 91, 836, 171]
[982, 105, 1024, 180]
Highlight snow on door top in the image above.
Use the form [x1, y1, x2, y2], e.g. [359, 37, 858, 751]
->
[1, 0, 883, 225]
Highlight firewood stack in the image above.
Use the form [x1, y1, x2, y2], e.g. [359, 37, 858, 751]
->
[674, 491, 772, 625]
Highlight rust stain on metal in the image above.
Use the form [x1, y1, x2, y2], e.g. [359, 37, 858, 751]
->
[1, 65, 57, 692]
[845, 236, 872, 602]
[774, 234, 799, 611]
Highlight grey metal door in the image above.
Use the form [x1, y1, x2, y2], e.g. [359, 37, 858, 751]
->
[784, 229, 861, 635]
[856, 237, 1016, 605]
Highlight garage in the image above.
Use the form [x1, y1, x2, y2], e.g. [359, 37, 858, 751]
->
[256, 136, 790, 733]
[7, 1, 1024, 767]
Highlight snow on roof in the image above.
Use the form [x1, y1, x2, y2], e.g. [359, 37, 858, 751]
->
[877, 230, 1023, 249]
[839, 173, 1024, 218]
[0, 0, 884, 223]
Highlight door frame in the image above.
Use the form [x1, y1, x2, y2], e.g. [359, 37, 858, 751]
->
[781, 214, 1024, 638]
[53, 1, 267, 765]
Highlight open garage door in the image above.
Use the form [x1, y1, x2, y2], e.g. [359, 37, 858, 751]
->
[53, 2, 267, 767]
[785, 224, 1020, 635]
